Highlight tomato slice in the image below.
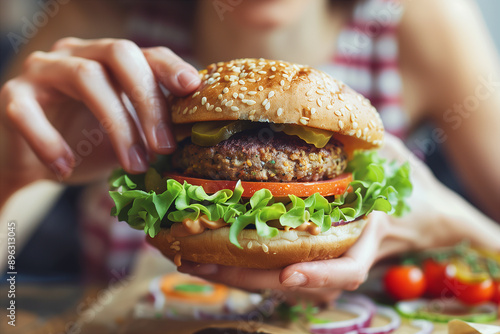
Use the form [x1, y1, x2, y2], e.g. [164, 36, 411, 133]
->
[163, 172, 352, 198]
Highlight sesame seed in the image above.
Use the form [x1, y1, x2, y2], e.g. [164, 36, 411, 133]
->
[316, 89, 324, 95]
[205, 102, 210, 110]
[280, 80, 285, 86]
[182, 107, 188, 114]
[356, 129, 362, 138]
[230, 75, 238, 81]
[262, 244, 269, 253]
[306, 89, 314, 96]
[346, 104, 353, 111]
[249, 110, 256, 115]
[268, 91, 275, 98]
[221, 99, 227, 105]
[231, 106, 239, 112]
[240, 87, 247, 91]
[352, 121, 358, 129]
[247, 79, 256, 83]
[334, 110, 342, 117]
[217, 94, 222, 100]
[269, 75, 275, 79]
[338, 120, 344, 129]
[311, 107, 316, 115]
[217, 67, 223, 72]
[327, 105, 334, 110]
[258, 70, 266, 75]
[230, 81, 238, 87]
[208, 104, 214, 111]
[225, 100, 233, 107]
[232, 93, 238, 98]
[271, 66, 276, 71]
[239, 80, 245, 85]
[317, 98, 323, 107]
[207, 78, 215, 85]
[338, 94, 344, 101]
[307, 98, 315, 102]
[192, 91, 200, 98]
[282, 74, 289, 79]
[262, 98, 269, 106]
[215, 107, 222, 112]
[350, 113, 356, 122]
[201, 97, 207, 105]
[224, 75, 230, 81]
[213, 72, 220, 78]
[258, 86, 263, 91]
[245, 100, 256, 106]
[223, 87, 229, 93]
[300, 117, 309, 125]
[265, 102, 271, 110]
[364, 127, 369, 134]
[238, 93, 244, 99]
[248, 91, 257, 95]
[277, 108, 283, 116]
[192, 106, 197, 113]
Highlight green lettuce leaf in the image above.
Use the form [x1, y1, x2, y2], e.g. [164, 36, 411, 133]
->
[109, 151, 412, 248]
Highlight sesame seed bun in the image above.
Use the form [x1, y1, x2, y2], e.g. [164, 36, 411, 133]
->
[169, 58, 384, 150]
[147, 219, 367, 269]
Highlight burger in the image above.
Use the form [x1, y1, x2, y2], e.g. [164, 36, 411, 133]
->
[109, 58, 411, 269]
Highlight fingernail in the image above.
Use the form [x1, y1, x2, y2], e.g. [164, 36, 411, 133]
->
[128, 144, 148, 172]
[177, 70, 200, 89]
[154, 123, 176, 151]
[50, 157, 73, 181]
[281, 271, 308, 287]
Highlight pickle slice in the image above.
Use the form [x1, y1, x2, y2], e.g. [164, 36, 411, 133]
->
[282, 124, 333, 148]
[191, 120, 334, 148]
[191, 120, 259, 146]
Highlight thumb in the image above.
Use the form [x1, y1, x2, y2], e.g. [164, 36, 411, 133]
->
[279, 212, 386, 290]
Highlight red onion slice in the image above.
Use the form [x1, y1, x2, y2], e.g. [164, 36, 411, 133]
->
[358, 306, 401, 334]
[410, 320, 434, 334]
[310, 294, 375, 334]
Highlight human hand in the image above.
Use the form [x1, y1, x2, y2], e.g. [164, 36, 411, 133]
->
[0, 37, 200, 188]
[178, 133, 500, 304]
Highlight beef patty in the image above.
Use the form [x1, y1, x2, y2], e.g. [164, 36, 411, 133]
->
[172, 129, 347, 182]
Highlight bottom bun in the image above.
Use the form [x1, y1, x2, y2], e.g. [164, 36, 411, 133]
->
[147, 218, 368, 269]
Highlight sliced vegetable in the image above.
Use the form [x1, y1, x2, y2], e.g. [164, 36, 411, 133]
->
[410, 320, 434, 334]
[164, 172, 352, 198]
[282, 124, 333, 148]
[310, 294, 375, 334]
[191, 120, 334, 148]
[384, 265, 426, 301]
[358, 306, 401, 334]
[395, 299, 498, 323]
[191, 120, 259, 146]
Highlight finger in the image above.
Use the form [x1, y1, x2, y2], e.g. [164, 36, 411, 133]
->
[142, 46, 201, 95]
[1, 79, 75, 179]
[178, 261, 283, 292]
[55, 38, 176, 154]
[25, 51, 148, 174]
[280, 214, 384, 290]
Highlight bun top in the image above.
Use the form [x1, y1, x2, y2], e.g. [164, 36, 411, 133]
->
[170, 58, 384, 149]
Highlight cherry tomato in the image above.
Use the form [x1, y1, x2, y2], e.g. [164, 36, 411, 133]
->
[423, 259, 449, 298]
[492, 281, 500, 304]
[384, 265, 426, 301]
[164, 172, 352, 198]
[447, 277, 494, 306]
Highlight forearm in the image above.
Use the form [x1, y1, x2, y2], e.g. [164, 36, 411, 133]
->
[376, 183, 500, 262]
